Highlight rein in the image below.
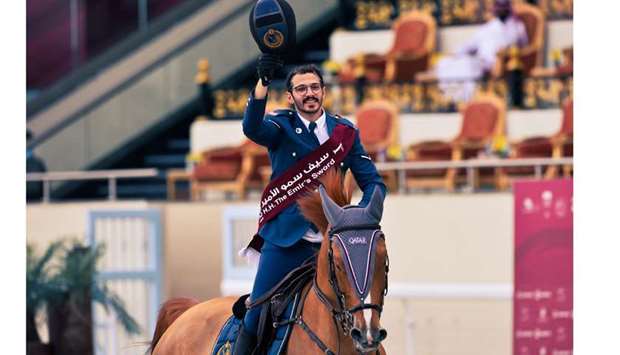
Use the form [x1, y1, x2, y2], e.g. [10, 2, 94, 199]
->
[284, 224, 389, 355]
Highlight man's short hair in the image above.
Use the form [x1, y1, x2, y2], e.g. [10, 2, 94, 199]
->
[285, 64, 325, 92]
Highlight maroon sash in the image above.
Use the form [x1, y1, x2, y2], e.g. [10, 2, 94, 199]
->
[246, 124, 356, 252]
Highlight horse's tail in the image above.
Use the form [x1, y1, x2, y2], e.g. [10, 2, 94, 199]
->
[149, 297, 200, 353]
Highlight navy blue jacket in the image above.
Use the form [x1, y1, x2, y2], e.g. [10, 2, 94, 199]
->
[243, 92, 386, 247]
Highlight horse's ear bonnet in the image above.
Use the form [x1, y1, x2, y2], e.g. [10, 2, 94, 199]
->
[319, 185, 384, 229]
[319, 185, 385, 300]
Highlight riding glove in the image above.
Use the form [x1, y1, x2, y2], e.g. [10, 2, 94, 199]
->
[257, 53, 284, 86]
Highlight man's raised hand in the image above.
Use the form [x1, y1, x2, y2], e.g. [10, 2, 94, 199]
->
[257, 53, 284, 86]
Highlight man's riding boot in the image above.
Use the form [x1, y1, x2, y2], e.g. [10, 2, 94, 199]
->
[232, 325, 257, 355]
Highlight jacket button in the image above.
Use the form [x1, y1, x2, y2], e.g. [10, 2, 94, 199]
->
[292, 152, 297, 157]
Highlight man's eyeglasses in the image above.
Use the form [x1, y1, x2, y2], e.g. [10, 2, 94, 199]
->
[292, 83, 322, 95]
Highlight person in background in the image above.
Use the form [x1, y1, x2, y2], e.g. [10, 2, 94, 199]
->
[27, 130, 47, 201]
[456, 0, 528, 76]
[435, 0, 528, 101]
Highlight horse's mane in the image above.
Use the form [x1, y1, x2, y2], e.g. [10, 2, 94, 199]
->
[298, 169, 352, 235]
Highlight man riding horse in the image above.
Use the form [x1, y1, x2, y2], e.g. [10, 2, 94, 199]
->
[234, 48, 387, 355]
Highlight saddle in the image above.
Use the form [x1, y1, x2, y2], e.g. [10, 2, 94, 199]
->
[250, 256, 316, 353]
[212, 256, 317, 355]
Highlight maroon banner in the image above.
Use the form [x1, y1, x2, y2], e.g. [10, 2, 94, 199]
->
[513, 179, 573, 355]
[257, 124, 356, 228]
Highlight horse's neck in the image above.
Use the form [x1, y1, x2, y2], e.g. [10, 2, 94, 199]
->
[298, 284, 357, 355]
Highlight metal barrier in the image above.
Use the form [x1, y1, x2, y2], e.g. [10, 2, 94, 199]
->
[26, 168, 160, 202]
[375, 157, 573, 193]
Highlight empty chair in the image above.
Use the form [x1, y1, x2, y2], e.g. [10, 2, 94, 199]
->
[355, 99, 400, 191]
[405, 94, 506, 191]
[338, 10, 436, 83]
[497, 97, 573, 189]
[191, 140, 268, 200]
[384, 10, 437, 82]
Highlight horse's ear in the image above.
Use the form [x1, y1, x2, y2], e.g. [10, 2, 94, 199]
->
[364, 185, 385, 223]
[319, 184, 344, 226]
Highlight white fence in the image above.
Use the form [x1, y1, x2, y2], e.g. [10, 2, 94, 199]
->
[87, 209, 163, 355]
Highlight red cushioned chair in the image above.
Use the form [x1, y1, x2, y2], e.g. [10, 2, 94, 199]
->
[191, 140, 268, 200]
[405, 94, 506, 191]
[384, 10, 437, 82]
[497, 97, 572, 189]
[354, 99, 400, 192]
[338, 10, 436, 84]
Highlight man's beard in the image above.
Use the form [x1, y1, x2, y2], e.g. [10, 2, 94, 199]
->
[295, 96, 322, 115]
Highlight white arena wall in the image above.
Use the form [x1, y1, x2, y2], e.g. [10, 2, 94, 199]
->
[27, 191, 515, 354]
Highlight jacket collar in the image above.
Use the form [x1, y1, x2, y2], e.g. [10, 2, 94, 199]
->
[326, 111, 337, 135]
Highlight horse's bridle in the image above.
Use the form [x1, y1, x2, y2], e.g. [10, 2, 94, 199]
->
[291, 223, 389, 355]
[317, 224, 388, 334]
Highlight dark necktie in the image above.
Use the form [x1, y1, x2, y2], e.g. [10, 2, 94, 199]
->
[308, 121, 320, 145]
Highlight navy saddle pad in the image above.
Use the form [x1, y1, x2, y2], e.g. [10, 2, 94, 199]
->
[211, 293, 303, 355]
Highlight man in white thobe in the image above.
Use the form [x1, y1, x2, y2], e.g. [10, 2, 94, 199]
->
[436, 0, 529, 102]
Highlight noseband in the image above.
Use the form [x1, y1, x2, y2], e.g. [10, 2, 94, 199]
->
[285, 223, 389, 355]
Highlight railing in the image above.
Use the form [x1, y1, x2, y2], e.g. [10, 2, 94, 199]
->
[375, 157, 573, 193]
[25, 159, 571, 202]
[26, 168, 160, 202]
[349, 0, 573, 30]
[212, 76, 572, 118]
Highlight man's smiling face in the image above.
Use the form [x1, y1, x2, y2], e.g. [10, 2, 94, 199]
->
[287, 73, 325, 117]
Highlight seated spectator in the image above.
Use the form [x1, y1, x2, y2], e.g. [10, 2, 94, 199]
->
[435, 0, 528, 101]
[27, 130, 47, 201]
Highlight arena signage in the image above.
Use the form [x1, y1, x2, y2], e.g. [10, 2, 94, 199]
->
[513, 179, 573, 355]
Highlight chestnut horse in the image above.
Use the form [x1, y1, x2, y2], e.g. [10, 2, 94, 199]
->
[150, 172, 389, 354]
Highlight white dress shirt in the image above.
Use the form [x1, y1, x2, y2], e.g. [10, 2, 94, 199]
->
[297, 109, 328, 243]
[298, 110, 329, 144]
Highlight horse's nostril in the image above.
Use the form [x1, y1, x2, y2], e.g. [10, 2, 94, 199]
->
[375, 328, 388, 342]
[351, 327, 363, 342]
